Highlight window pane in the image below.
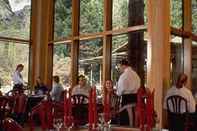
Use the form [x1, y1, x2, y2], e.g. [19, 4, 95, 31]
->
[80, 0, 104, 34]
[192, 0, 197, 34]
[171, 0, 183, 28]
[0, 0, 31, 39]
[0, 42, 29, 94]
[111, 33, 147, 87]
[144, 0, 148, 25]
[170, 35, 183, 85]
[79, 39, 103, 90]
[111, 34, 128, 86]
[192, 41, 197, 98]
[54, 0, 72, 39]
[53, 43, 71, 90]
[113, 0, 145, 29]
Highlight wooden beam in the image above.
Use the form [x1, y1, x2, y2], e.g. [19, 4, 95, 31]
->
[103, 0, 112, 83]
[49, 25, 146, 44]
[147, 0, 170, 128]
[71, 0, 80, 88]
[0, 36, 30, 44]
[30, 0, 54, 89]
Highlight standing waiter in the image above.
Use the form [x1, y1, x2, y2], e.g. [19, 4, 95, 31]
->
[12, 64, 25, 90]
[117, 59, 141, 126]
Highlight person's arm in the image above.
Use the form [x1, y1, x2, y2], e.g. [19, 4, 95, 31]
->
[117, 76, 124, 96]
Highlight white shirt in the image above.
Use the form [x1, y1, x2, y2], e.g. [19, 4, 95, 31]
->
[51, 83, 64, 101]
[164, 86, 196, 113]
[117, 67, 141, 96]
[72, 84, 90, 97]
[12, 70, 24, 85]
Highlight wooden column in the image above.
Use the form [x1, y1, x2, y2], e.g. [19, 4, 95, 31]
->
[147, 0, 171, 128]
[103, 0, 112, 83]
[183, 0, 192, 89]
[71, 0, 80, 88]
[30, 0, 54, 89]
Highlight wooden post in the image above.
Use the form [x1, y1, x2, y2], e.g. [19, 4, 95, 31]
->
[103, 0, 112, 83]
[183, 0, 192, 89]
[30, 0, 54, 89]
[71, 0, 80, 88]
[147, 0, 171, 128]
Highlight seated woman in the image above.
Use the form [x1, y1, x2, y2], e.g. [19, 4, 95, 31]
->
[34, 77, 48, 95]
[51, 75, 64, 102]
[72, 75, 90, 97]
[103, 80, 120, 123]
[103, 80, 119, 107]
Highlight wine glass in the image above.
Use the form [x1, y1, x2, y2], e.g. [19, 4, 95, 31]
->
[98, 113, 105, 130]
[53, 118, 63, 131]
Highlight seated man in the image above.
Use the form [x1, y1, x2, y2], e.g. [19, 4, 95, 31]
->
[72, 75, 90, 97]
[163, 73, 196, 131]
[164, 73, 196, 113]
[51, 75, 64, 102]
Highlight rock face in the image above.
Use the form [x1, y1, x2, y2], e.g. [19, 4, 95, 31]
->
[0, 0, 14, 22]
[0, 0, 31, 37]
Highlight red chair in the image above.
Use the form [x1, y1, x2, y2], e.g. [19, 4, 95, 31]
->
[2, 118, 23, 131]
[0, 96, 9, 127]
[6, 89, 27, 126]
[30, 100, 54, 131]
[71, 94, 89, 126]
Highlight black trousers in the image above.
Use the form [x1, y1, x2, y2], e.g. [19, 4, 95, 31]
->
[119, 94, 137, 126]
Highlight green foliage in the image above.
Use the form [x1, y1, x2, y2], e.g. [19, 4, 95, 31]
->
[113, 0, 128, 29]
[171, 0, 183, 28]
[54, 44, 70, 58]
[192, 0, 197, 34]
[54, 0, 72, 39]
[80, 0, 103, 33]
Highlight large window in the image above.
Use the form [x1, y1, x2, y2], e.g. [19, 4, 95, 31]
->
[54, 0, 72, 39]
[53, 43, 71, 90]
[0, 0, 31, 39]
[79, 39, 103, 89]
[0, 0, 31, 94]
[0, 42, 29, 94]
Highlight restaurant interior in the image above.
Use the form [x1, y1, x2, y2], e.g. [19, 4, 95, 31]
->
[0, 0, 197, 131]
